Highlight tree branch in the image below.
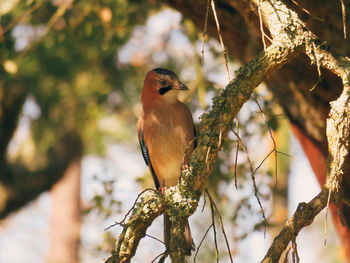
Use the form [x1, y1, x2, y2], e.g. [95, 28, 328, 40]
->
[105, 191, 165, 263]
[262, 189, 329, 262]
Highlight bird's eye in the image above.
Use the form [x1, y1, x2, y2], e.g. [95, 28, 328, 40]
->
[159, 80, 167, 86]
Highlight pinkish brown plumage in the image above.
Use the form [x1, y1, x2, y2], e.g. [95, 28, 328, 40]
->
[137, 68, 196, 255]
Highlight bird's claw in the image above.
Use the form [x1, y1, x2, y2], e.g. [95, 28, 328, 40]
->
[158, 186, 167, 194]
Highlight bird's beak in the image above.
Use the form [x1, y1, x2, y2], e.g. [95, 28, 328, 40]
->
[175, 82, 188, 91]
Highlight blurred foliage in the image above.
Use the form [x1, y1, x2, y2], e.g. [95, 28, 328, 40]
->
[1, 0, 160, 164]
[84, 177, 121, 218]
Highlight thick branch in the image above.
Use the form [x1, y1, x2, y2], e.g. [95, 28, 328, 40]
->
[169, 217, 188, 262]
[326, 77, 350, 201]
[105, 191, 165, 263]
[262, 189, 329, 262]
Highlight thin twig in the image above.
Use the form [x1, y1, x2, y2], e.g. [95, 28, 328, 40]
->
[210, 0, 231, 82]
[251, 148, 275, 177]
[251, 150, 291, 177]
[310, 42, 322, 92]
[233, 119, 239, 190]
[193, 224, 213, 263]
[205, 147, 211, 164]
[342, 197, 350, 207]
[291, 237, 300, 263]
[309, 78, 322, 92]
[218, 128, 222, 148]
[276, 150, 291, 158]
[232, 129, 267, 233]
[254, 98, 279, 186]
[283, 245, 292, 263]
[209, 193, 220, 263]
[340, 0, 347, 39]
[46, 2, 71, 30]
[290, 0, 324, 21]
[206, 190, 234, 263]
[146, 235, 165, 244]
[324, 188, 332, 245]
[250, 167, 268, 238]
[312, 42, 322, 78]
[309, 42, 322, 92]
[105, 221, 164, 244]
[151, 251, 168, 263]
[231, 130, 253, 172]
[258, 0, 267, 50]
[201, 0, 211, 63]
[202, 191, 208, 212]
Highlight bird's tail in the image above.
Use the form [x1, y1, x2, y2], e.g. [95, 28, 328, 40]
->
[164, 213, 195, 255]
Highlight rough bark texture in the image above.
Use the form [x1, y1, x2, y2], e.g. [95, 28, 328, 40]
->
[106, 191, 166, 263]
[262, 190, 329, 263]
[47, 158, 81, 263]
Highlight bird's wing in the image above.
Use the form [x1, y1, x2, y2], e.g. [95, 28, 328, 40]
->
[137, 125, 160, 189]
[193, 124, 197, 149]
[183, 104, 197, 149]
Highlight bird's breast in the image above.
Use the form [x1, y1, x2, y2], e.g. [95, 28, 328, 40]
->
[143, 104, 193, 187]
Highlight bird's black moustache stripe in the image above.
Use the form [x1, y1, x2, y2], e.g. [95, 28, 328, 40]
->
[159, 86, 172, 95]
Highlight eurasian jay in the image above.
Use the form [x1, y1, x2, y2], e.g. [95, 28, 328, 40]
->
[137, 68, 196, 255]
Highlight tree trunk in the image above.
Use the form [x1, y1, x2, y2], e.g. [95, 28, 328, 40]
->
[47, 158, 81, 263]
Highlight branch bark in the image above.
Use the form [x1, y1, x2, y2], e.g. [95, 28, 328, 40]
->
[262, 190, 329, 263]
[106, 191, 165, 263]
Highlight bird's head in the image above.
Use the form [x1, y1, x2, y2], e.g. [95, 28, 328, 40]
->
[141, 68, 188, 105]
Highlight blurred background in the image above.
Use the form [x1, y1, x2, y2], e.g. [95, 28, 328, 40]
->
[0, 0, 344, 262]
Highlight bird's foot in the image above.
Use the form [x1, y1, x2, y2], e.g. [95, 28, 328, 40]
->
[158, 186, 167, 194]
[182, 164, 190, 171]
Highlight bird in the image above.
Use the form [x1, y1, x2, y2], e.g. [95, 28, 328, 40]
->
[137, 68, 196, 255]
